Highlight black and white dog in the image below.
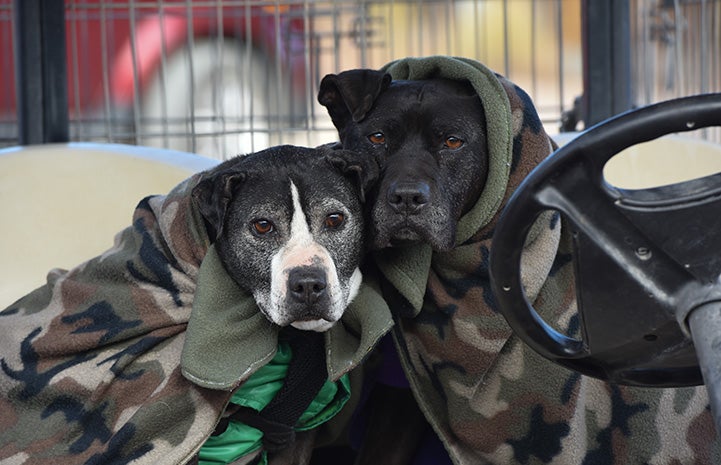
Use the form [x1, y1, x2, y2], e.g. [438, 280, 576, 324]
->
[194, 145, 377, 333]
[191, 144, 380, 465]
[0, 145, 377, 465]
[191, 144, 379, 464]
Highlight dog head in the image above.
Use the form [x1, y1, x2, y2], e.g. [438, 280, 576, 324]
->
[192, 145, 378, 332]
[318, 69, 489, 252]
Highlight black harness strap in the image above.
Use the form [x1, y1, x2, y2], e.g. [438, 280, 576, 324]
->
[212, 328, 328, 452]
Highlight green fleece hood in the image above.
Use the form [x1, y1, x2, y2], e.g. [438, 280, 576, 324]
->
[381, 56, 514, 243]
[374, 56, 526, 313]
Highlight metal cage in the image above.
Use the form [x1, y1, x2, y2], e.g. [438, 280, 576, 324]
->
[0, 0, 719, 159]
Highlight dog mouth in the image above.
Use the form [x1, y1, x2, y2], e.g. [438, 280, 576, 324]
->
[392, 223, 420, 238]
[283, 302, 338, 328]
[291, 317, 336, 332]
[265, 307, 337, 332]
[389, 226, 423, 246]
[373, 217, 455, 252]
[290, 307, 334, 323]
[294, 312, 329, 322]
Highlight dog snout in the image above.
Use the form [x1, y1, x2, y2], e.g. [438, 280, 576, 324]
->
[288, 267, 328, 305]
[388, 181, 430, 214]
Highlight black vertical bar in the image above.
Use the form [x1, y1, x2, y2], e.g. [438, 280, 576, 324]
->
[40, 0, 68, 143]
[13, 0, 68, 145]
[13, 0, 43, 144]
[581, 0, 632, 127]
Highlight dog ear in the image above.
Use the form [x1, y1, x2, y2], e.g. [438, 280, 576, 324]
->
[191, 169, 246, 241]
[325, 149, 380, 204]
[318, 70, 392, 130]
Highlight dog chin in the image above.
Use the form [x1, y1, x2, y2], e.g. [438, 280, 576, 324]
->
[291, 319, 336, 332]
[373, 226, 455, 252]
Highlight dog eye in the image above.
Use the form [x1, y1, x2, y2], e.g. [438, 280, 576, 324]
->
[368, 132, 386, 145]
[324, 212, 345, 229]
[251, 219, 275, 235]
[444, 136, 464, 149]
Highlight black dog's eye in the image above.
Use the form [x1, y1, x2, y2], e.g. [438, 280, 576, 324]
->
[444, 136, 464, 149]
[368, 132, 386, 145]
[251, 219, 275, 235]
[324, 212, 345, 229]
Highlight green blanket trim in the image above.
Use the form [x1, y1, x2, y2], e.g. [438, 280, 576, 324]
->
[181, 245, 394, 390]
[197, 342, 351, 465]
[375, 56, 513, 314]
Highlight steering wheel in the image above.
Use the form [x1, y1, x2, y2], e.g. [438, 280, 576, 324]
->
[490, 93, 721, 388]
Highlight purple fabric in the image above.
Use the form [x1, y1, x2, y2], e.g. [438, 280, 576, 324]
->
[348, 334, 452, 464]
[375, 334, 410, 388]
[411, 426, 453, 465]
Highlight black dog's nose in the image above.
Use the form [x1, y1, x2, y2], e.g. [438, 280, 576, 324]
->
[288, 267, 327, 304]
[388, 181, 430, 214]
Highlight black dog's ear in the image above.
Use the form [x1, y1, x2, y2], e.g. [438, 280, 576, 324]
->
[325, 149, 380, 203]
[318, 70, 392, 130]
[191, 169, 246, 241]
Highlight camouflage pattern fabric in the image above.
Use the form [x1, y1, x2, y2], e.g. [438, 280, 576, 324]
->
[373, 56, 720, 464]
[0, 158, 393, 464]
[0, 174, 229, 464]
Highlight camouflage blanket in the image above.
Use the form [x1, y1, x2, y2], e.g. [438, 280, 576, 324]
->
[372, 56, 719, 464]
[0, 165, 392, 464]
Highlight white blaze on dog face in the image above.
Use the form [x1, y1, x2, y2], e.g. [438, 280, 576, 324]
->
[205, 146, 368, 335]
[259, 181, 361, 332]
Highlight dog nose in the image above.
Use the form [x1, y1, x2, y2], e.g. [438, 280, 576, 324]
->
[288, 267, 327, 304]
[388, 181, 430, 214]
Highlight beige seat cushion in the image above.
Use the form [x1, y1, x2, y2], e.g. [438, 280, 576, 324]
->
[553, 133, 721, 189]
[0, 143, 218, 309]
[603, 135, 721, 189]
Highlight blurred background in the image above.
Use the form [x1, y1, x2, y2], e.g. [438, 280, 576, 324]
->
[0, 0, 719, 160]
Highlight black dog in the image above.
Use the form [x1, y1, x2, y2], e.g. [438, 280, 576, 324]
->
[318, 69, 488, 252]
[317, 70, 492, 465]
